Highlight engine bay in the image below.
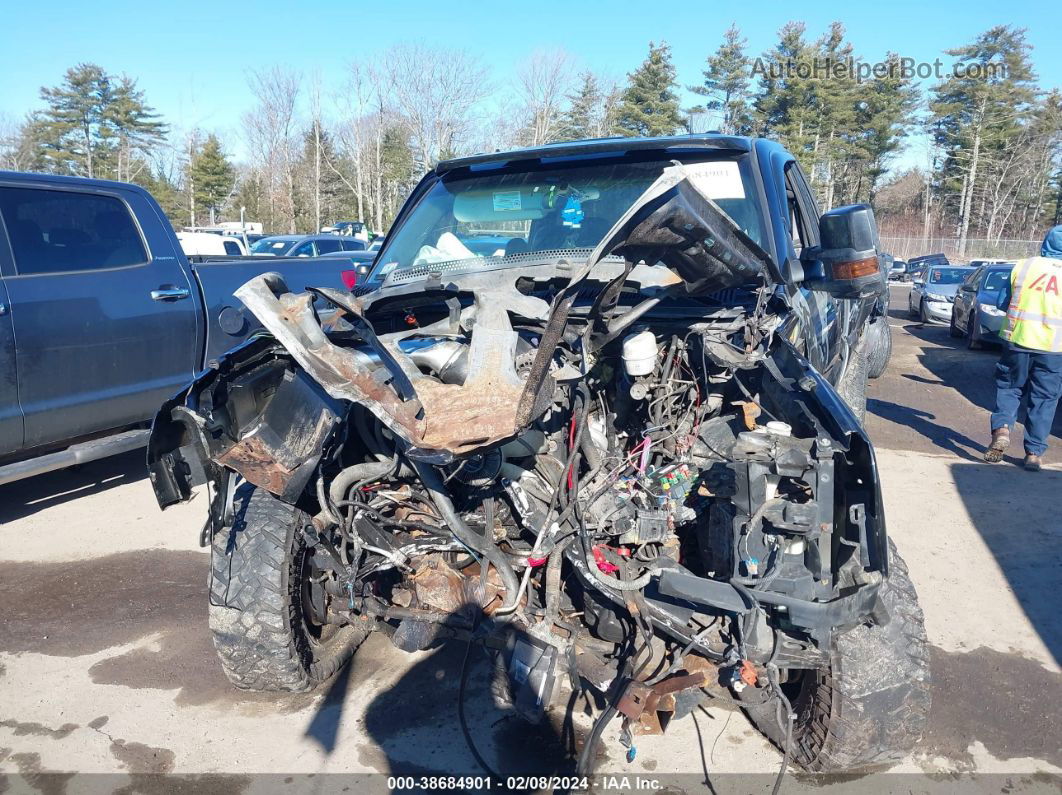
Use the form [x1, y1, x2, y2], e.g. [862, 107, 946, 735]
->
[147, 163, 890, 773]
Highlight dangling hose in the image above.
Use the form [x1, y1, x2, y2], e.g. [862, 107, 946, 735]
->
[413, 460, 522, 611]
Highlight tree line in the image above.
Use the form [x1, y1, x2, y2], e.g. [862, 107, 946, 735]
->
[1, 23, 1059, 249]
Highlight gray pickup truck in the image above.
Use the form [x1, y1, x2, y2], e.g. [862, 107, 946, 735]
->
[0, 171, 354, 484]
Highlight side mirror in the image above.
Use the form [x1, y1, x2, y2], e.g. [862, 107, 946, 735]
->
[802, 204, 885, 299]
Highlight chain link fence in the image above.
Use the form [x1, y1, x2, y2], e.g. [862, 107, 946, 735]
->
[879, 236, 1041, 263]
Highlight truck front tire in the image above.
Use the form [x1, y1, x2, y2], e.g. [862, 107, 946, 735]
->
[744, 541, 931, 771]
[208, 485, 369, 692]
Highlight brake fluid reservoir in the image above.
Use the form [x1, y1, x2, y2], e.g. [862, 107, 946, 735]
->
[623, 331, 658, 376]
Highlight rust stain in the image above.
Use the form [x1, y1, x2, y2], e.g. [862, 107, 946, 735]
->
[216, 435, 295, 494]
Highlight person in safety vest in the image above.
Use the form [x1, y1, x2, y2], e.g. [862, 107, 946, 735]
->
[984, 225, 1062, 471]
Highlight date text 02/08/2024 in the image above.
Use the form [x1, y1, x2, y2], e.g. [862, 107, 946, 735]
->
[387, 776, 666, 791]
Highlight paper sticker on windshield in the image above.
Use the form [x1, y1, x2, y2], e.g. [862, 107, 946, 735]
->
[685, 161, 745, 200]
[493, 190, 522, 212]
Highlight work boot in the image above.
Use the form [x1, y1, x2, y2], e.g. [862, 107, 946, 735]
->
[1024, 454, 1042, 472]
[984, 427, 1010, 463]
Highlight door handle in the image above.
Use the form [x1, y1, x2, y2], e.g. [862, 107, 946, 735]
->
[151, 287, 191, 301]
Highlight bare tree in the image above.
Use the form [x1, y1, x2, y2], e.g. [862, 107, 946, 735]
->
[517, 49, 575, 146]
[184, 128, 200, 227]
[243, 67, 301, 233]
[0, 114, 40, 171]
[308, 73, 324, 232]
[383, 43, 491, 171]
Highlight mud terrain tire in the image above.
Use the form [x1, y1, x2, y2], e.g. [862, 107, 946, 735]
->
[836, 338, 869, 424]
[744, 541, 931, 771]
[208, 485, 368, 692]
[866, 318, 892, 380]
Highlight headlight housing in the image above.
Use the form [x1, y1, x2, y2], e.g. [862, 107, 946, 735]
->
[925, 292, 950, 303]
[979, 303, 1005, 317]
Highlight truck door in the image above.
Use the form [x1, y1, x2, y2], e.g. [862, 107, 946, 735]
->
[783, 163, 845, 380]
[0, 183, 199, 449]
[0, 257, 22, 453]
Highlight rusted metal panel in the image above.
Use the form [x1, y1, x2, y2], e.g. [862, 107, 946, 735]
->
[616, 671, 708, 736]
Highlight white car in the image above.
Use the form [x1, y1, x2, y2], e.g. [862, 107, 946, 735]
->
[176, 231, 247, 256]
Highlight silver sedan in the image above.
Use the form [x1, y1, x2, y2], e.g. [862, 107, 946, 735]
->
[908, 265, 975, 324]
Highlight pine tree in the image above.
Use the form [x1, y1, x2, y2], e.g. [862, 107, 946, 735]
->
[930, 26, 1038, 253]
[36, 64, 114, 176]
[616, 42, 683, 137]
[690, 25, 753, 135]
[807, 22, 860, 205]
[188, 134, 235, 225]
[848, 52, 918, 203]
[134, 167, 183, 227]
[295, 125, 348, 231]
[557, 72, 602, 141]
[35, 64, 165, 179]
[753, 23, 818, 158]
[106, 76, 167, 182]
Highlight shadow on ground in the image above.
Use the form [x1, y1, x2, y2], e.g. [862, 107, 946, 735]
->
[868, 301, 1062, 457]
[949, 460, 1062, 667]
[303, 620, 590, 778]
[0, 448, 147, 523]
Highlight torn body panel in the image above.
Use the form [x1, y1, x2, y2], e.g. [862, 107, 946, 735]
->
[146, 139, 923, 775]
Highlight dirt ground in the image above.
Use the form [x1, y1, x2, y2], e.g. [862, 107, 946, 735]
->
[1, 284, 1060, 793]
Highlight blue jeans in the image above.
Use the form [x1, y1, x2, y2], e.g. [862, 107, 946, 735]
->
[990, 345, 1062, 455]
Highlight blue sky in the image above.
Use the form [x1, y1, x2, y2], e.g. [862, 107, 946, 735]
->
[1, 0, 1059, 172]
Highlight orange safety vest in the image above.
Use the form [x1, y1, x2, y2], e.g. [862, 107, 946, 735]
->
[1003, 256, 1062, 353]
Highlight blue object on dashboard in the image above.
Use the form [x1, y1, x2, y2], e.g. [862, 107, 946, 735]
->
[561, 195, 584, 227]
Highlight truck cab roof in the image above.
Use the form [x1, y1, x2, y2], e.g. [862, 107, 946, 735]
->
[436, 134, 762, 175]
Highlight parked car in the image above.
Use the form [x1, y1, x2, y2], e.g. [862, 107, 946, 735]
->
[901, 260, 926, 281]
[250, 234, 366, 257]
[888, 257, 908, 280]
[903, 253, 949, 283]
[907, 253, 949, 270]
[327, 220, 370, 243]
[908, 264, 974, 323]
[0, 171, 352, 485]
[951, 263, 1014, 349]
[176, 231, 247, 256]
[150, 134, 928, 773]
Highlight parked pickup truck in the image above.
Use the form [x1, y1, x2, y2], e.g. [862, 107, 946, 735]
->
[0, 171, 352, 484]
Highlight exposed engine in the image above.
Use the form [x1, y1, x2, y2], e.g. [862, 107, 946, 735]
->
[148, 163, 892, 774]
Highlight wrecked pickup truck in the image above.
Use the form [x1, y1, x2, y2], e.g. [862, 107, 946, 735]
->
[148, 135, 929, 774]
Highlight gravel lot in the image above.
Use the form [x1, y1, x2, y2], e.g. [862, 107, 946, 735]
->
[1, 284, 1059, 792]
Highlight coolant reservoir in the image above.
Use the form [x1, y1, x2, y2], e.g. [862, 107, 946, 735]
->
[765, 421, 792, 437]
[622, 331, 658, 377]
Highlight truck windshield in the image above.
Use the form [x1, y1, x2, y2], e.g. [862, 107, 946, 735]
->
[372, 155, 765, 284]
